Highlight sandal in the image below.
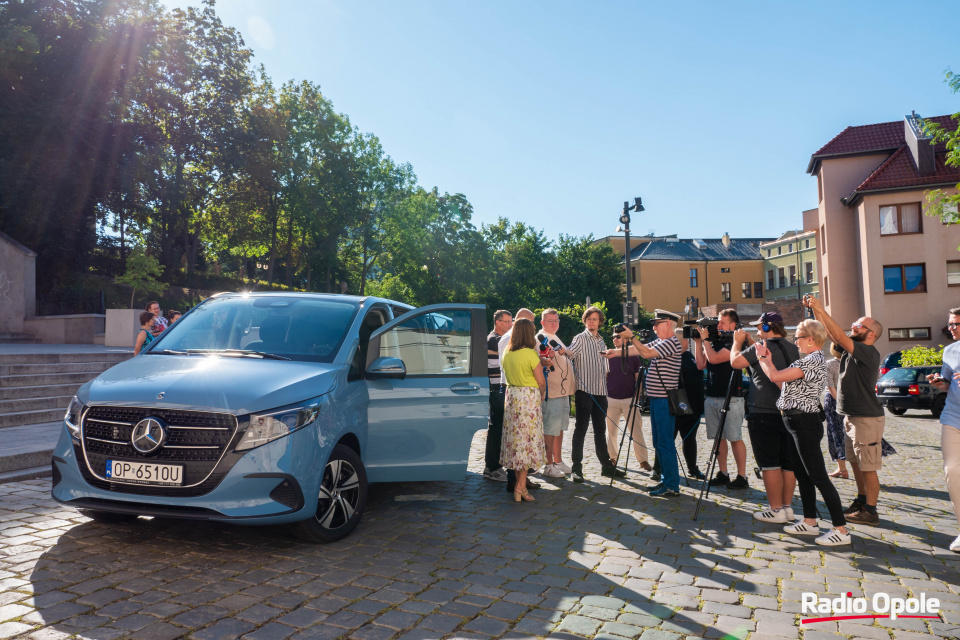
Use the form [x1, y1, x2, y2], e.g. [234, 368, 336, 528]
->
[827, 469, 849, 479]
[513, 490, 535, 502]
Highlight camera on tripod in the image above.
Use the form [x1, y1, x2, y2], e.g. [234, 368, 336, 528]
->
[687, 317, 738, 343]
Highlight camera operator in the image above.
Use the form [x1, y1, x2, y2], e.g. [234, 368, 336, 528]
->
[620, 310, 683, 497]
[926, 307, 960, 552]
[730, 312, 799, 523]
[697, 309, 749, 490]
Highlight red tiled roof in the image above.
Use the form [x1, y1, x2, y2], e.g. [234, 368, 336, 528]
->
[807, 114, 957, 173]
[851, 145, 960, 194]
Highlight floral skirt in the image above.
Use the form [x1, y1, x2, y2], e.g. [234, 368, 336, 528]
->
[500, 386, 545, 471]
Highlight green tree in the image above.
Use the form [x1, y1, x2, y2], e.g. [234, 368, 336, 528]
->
[116, 247, 165, 307]
[900, 344, 945, 367]
[922, 71, 960, 231]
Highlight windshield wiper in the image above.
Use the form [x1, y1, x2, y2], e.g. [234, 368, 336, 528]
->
[219, 349, 291, 360]
[152, 349, 189, 355]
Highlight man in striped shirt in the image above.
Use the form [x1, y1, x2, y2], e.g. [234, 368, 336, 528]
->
[559, 306, 624, 482]
[621, 309, 683, 497]
[483, 310, 513, 482]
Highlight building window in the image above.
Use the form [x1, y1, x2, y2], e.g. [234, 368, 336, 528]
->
[879, 203, 922, 236]
[805, 239, 810, 249]
[766, 249, 771, 257]
[778, 267, 785, 288]
[767, 270, 774, 289]
[804, 261, 814, 283]
[788, 243, 793, 253]
[883, 263, 926, 293]
[789, 265, 797, 286]
[889, 327, 931, 341]
[948, 261, 960, 286]
[823, 275, 829, 305]
[754, 282, 763, 299]
[721, 283, 731, 302]
[821, 224, 826, 255]
[777, 246, 782, 256]
[817, 171, 823, 203]
[742, 282, 752, 299]
[689, 268, 698, 288]
[631, 266, 636, 282]
[720, 267, 730, 273]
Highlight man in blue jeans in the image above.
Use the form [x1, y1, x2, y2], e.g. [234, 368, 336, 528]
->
[620, 310, 684, 497]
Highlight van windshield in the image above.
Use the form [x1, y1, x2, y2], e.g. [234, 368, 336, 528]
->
[147, 296, 359, 363]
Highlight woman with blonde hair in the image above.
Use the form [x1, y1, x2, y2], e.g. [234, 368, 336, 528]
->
[500, 318, 546, 502]
[755, 319, 850, 546]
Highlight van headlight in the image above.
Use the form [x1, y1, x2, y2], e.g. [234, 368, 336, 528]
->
[236, 401, 321, 451]
[64, 396, 85, 440]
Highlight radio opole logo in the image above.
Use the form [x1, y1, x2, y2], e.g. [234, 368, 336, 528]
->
[801, 592, 941, 624]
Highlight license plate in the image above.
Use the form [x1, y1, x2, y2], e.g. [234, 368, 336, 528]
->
[106, 460, 183, 485]
[883, 388, 901, 395]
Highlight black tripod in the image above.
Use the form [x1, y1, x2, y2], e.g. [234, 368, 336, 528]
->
[693, 368, 737, 520]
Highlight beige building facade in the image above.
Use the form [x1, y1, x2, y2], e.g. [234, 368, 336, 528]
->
[808, 112, 960, 356]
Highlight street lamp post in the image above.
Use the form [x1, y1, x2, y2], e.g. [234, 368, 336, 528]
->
[619, 197, 644, 325]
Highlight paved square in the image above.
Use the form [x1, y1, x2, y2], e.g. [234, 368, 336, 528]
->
[1, 412, 959, 639]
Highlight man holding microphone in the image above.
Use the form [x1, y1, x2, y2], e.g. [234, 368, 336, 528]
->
[927, 307, 960, 552]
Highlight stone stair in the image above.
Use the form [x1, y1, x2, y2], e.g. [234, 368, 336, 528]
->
[0, 350, 133, 483]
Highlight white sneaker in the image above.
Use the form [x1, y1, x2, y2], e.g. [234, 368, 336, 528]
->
[556, 461, 572, 474]
[783, 520, 820, 536]
[950, 535, 960, 553]
[542, 463, 565, 478]
[754, 508, 789, 523]
[784, 506, 795, 521]
[483, 467, 508, 482]
[815, 528, 852, 546]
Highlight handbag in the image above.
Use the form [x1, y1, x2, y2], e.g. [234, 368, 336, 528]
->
[653, 356, 695, 416]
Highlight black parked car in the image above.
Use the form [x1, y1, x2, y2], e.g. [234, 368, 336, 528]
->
[876, 366, 946, 418]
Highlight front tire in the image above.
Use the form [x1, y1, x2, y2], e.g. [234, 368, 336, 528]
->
[292, 444, 367, 543]
[888, 406, 907, 416]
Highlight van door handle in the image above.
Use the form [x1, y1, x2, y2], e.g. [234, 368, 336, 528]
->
[450, 382, 480, 394]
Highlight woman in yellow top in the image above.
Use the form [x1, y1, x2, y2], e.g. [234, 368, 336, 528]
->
[500, 318, 547, 502]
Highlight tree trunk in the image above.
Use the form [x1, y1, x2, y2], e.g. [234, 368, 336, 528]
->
[283, 211, 295, 288]
[266, 193, 279, 285]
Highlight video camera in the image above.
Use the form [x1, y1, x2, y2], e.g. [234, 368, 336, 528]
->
[686, 316, 740, 344]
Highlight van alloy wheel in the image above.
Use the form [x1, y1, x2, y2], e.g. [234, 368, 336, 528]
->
[292, 444, 367, 543]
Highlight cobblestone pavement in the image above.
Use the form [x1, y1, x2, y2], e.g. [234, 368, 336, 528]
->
[1, 410, 959, 640]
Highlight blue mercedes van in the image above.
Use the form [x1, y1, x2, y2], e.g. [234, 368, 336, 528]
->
[51, 293, 489, 542]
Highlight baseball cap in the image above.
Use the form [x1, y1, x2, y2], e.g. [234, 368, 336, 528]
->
[749, 312, 783, 326]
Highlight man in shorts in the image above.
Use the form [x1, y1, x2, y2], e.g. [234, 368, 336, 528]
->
[536, 309, 574, 477]
[805, 295, 885, 525]
[697, 309, 748, 489]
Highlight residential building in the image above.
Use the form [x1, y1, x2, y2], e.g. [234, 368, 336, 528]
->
[761, 227, 819, 302]
[808, 111, 960, 356]
[598, 234, 775, 316]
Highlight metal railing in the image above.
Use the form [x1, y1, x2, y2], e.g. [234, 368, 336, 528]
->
[36, 291, 105, 316]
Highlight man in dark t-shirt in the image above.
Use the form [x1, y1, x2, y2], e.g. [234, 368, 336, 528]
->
[697, 309, 748, 489]
[483, 310, 513, 482]
[806, 295, 885, 526]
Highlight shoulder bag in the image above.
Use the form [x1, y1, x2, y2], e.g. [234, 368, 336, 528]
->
[653, 352, 694, 417]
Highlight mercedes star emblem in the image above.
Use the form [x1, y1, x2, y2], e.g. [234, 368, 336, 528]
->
[131, 417, 167, 454]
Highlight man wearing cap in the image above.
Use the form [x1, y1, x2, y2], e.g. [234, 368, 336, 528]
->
[697, 309, 749, 490]
[804, 295, 885, 526]
[731, 312, 800, 523]
[620, 310, 683, 497]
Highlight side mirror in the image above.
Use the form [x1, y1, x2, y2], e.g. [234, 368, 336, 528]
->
[366, 357, 406, 380]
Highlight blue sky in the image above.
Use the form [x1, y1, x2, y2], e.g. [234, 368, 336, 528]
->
[163, 0, 958, 242]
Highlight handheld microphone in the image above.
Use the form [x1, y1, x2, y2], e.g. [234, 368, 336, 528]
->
[539, 336, 555, 371]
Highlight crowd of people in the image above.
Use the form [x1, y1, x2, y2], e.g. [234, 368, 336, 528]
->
[482, 299, 960, 552]
[133, 301, 181, 355]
